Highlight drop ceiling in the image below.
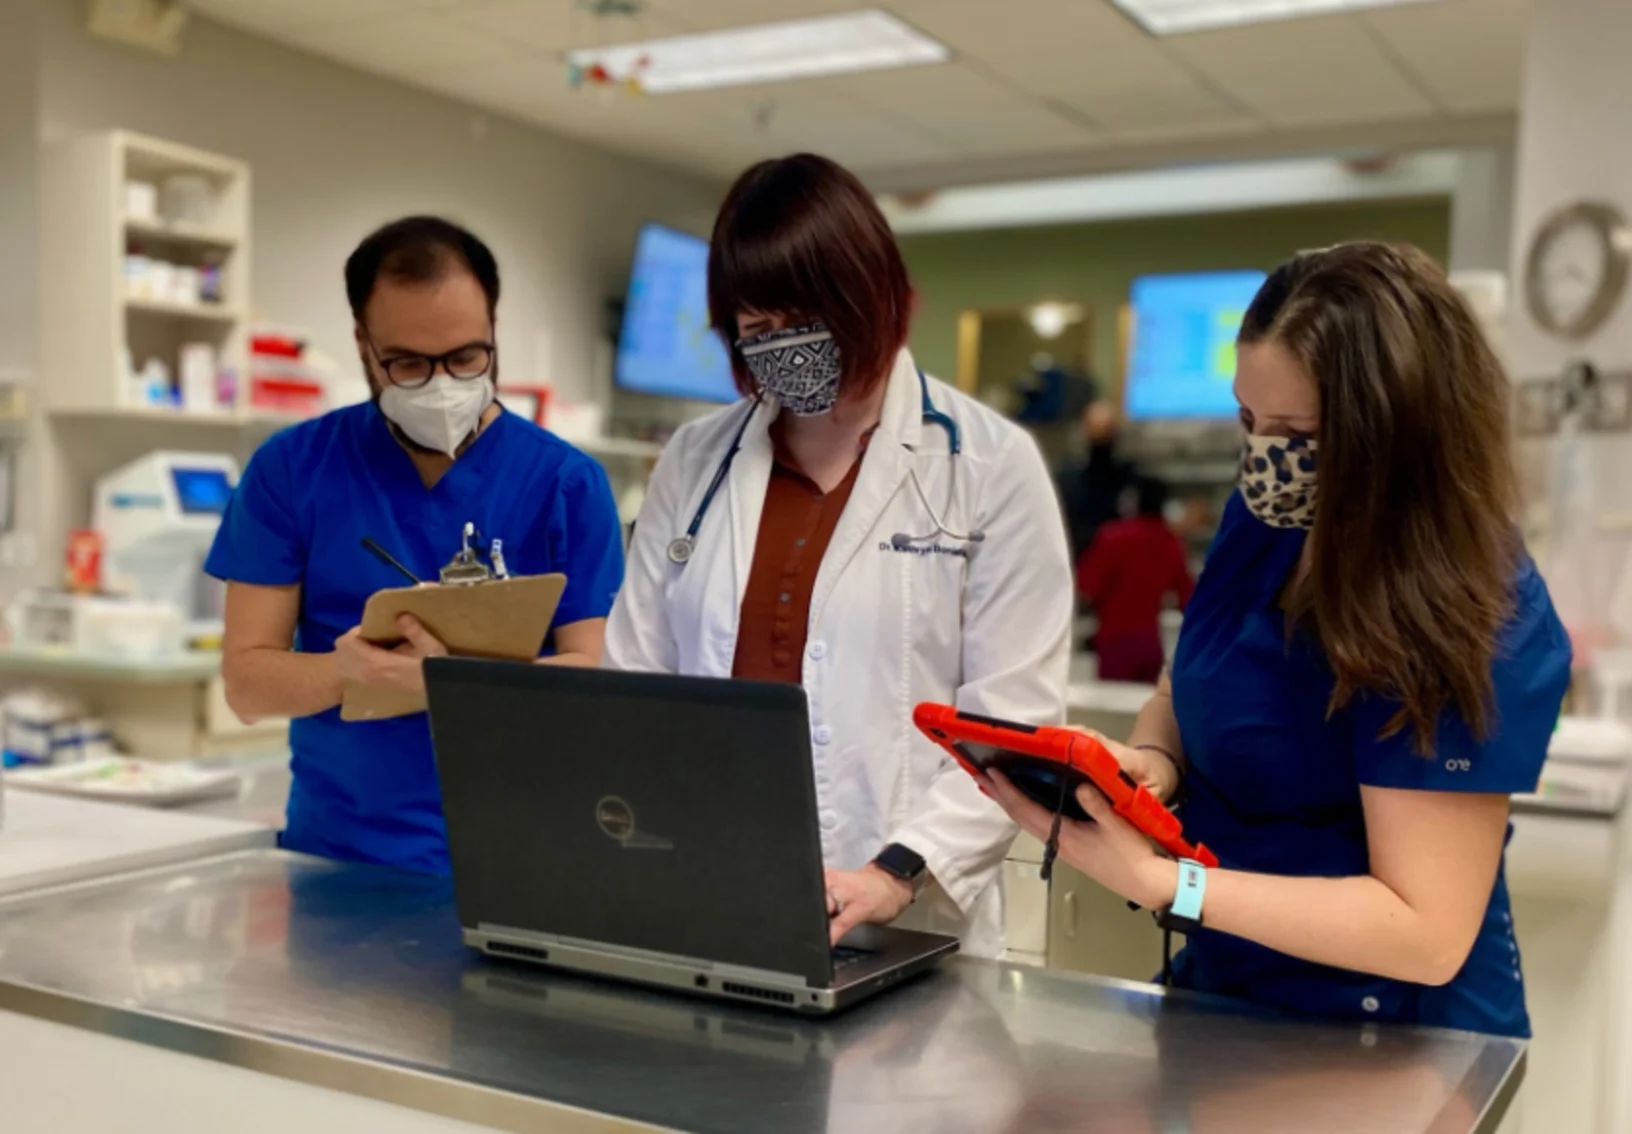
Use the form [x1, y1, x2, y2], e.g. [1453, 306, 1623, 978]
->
[184, 0, 1526, 187]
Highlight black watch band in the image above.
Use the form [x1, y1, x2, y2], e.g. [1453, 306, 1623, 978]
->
[872, 843, 928, 892]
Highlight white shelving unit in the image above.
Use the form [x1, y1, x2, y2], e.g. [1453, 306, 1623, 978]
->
[41, 131, 252, 422]
[47, 405, 303, 430]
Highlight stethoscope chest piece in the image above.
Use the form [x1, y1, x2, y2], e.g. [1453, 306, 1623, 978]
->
[666, 536, 695, 565]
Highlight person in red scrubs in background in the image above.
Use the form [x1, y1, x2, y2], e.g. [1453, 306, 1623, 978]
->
[1077, 475, 1193, 683]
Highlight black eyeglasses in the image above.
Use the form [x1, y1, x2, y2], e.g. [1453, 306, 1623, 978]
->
[367, 336, 496, 389]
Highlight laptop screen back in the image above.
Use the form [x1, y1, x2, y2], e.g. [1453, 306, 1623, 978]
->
[426, 660, 834, 985]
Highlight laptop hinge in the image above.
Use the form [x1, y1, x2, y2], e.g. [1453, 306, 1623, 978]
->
[477, 923, 818, 988]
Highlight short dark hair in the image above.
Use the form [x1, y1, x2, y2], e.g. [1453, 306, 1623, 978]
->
[708, 154, 913, 400]
[1134, 475, 1169, 517]
[344, 216, 500, 322]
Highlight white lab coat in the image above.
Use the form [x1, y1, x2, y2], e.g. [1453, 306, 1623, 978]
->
[605, 348, 1072, 956]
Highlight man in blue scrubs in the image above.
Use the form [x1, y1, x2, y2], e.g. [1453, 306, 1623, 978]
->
[208, 216, 624, 873]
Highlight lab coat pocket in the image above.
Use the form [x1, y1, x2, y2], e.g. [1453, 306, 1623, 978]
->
[901, 542, 968, 673]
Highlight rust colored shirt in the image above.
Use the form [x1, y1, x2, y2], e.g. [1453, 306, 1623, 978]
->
[732, 427, 870, 684]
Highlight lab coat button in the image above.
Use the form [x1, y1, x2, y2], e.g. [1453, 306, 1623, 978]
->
[819, 811, 838, 830]
[813, 726, 832, 746]
[808, 641, 826, 660]
[1361, 996, 1380, 1013]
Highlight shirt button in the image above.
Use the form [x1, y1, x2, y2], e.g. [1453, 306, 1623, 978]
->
[778, 592, 791, 604]
[814, 726, 832, 746]
[819, 811, 838, 830]
[795, 538, 806, 548]
[1361, 996, 1380, 1013]
[808, 641, 826, 660]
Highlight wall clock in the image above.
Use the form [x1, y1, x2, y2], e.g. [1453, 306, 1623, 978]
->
[1524, 200, 1632, 341]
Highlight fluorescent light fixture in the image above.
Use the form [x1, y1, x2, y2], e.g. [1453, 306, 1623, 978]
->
[1110, 0, 1439, 35]
[880, 152, 1462, 235]
[567, 9, 949, 94]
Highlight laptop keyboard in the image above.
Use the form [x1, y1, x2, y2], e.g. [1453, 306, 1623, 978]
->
[832, 946, 873, 971]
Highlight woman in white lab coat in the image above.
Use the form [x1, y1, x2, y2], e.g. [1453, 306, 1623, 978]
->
[605, 154, 1072, 957]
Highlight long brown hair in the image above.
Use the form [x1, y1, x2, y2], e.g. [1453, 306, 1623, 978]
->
[1239, 242, 1518, 753]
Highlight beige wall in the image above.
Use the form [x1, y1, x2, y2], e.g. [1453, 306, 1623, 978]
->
[900, 198, 1452, 392]
[0, 0, 42, 599]
[38, 0, 725, 406]
[21, 0, 728, 595]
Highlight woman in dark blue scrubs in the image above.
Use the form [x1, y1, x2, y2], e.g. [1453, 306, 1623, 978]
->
[987, 242, 1571, 1038]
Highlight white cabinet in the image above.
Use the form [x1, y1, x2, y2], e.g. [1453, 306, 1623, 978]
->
[40, 130, 258, 423]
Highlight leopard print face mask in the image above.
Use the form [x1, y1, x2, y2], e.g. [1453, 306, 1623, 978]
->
[1240, 435, 1319, 530]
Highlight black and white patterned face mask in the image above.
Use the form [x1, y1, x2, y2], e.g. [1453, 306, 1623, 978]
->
[1240, 434, 1319, 530]
[735, 322, 843, 416]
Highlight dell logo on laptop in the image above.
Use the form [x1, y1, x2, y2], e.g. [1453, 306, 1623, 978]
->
[596, 796, 635, 841]
[595, 795, 675, 851]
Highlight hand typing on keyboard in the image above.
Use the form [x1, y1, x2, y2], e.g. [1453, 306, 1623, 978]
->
[823, 865, 914, 946]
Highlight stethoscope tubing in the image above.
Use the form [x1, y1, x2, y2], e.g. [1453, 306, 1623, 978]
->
[667, 371, 972, 566]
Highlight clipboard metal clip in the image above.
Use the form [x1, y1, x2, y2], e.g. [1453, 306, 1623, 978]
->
[440, 522, 495, 586]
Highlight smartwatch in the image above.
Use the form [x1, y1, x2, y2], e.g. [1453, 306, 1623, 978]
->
[872, 843, 928, 896]
[1156, 858, 1208, 934]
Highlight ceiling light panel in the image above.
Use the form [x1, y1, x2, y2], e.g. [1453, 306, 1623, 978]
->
[1111, 0, 1440, 35]
[567, 9, 950, 94]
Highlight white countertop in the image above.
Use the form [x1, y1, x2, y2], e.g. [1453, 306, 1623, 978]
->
[0, 790, 273, 898]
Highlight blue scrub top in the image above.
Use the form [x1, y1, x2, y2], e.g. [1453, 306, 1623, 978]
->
[1169, 493, 1570, 1038]
[205, 402, 625, 875]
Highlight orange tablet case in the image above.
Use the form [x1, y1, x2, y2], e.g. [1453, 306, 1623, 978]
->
[914, 703, 1218, 869]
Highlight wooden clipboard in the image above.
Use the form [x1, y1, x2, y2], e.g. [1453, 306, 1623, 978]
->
[340, 573, 567, 723]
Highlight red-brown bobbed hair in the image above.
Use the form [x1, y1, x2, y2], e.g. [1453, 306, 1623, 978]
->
[708, 153, 913, 400]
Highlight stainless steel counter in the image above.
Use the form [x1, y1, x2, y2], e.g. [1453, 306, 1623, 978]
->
[0, 850, 1522, 1134]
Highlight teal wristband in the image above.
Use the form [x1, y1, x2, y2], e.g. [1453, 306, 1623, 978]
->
[1166, 858, 1207, 930]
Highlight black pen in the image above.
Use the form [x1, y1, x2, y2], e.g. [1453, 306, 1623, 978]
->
[361, 537, 421, 586]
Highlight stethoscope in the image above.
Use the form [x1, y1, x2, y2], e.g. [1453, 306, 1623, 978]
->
[666, 370, 985, 566]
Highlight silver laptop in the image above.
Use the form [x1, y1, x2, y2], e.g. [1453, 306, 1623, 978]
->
[424, 659, 958, 1014]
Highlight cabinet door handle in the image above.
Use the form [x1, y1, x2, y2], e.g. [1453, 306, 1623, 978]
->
[1063, 890, 1077, 940]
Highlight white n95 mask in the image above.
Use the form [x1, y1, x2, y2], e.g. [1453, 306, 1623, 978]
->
[379, 376, 494, 457]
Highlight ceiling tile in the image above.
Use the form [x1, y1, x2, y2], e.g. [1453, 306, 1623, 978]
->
[1164, 13, 1438, 128]
[983, 39, 1248, 136]
[189, 0, 443, 31]
[668, 81, 956, 170]
[270, 12, 524, 74]
[189, 0, 1489, 185]
[451, 1, 690, 53]
[412, 58, 765, 178]
[840, 64, 1101, 157]
[1107, 117, 1264, 148]
[643, 0, 883, 32]
[894, 0, 1140, 56]
[1362, 0, 1525, 114]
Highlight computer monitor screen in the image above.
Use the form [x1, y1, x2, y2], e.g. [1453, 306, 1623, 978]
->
[172, 468, 233, 515]
[614, 224, 738, 404]
[1125, 270, 1267, 421]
